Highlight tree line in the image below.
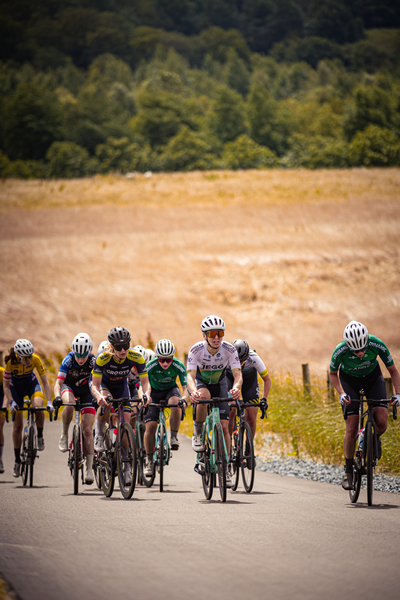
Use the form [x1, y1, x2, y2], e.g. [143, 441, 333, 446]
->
[1, 0, 400, 177]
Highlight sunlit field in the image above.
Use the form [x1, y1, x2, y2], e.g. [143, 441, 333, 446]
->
[1, 168, 400, 381]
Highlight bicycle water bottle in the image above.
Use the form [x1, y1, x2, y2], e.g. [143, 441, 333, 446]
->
[358, 428, 365, 450]
[23, 426, 28, 445]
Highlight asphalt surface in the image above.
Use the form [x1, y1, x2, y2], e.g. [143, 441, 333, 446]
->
[1, 420, 400, 600]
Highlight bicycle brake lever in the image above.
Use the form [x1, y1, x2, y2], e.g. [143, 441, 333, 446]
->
[394, 405, 397, 421]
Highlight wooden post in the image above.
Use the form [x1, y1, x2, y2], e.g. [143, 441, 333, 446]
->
[327, 370, 335, 401]
[302, 363, 311, 396]
[384, 377, 394, 399]
[183, 352, 188, 369]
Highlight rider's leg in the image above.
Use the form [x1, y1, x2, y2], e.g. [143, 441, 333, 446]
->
[245, 406, 258, 439]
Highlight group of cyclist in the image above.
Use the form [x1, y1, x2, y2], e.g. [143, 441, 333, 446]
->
[1, 315, 399, 494]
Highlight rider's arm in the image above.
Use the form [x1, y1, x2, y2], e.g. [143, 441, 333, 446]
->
[3, 378, 12, 408]
[230, 368, 243, 400]
[329, 370, 350, 404]
[387, 364, 400, 395]
[261, 373, 271, 399]
[181, 385, 189, 403]
[54, 371, 64, 398]
[91, 375, 104, 404]
[139, 373, 151, 402]
[38, 372, 52, 404]
[186, 370, 199, 401]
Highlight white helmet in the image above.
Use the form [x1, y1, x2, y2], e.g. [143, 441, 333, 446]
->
[134, 345, 148, 362]
[155, 339, 175, 358]
[14, 339, 34, 357]
[146, 349, 156, 363]
[200, 315, 226, 332]
[72, 332, 93, 357]
[343, 321, 369, 351]
[97, 340, 109, 354]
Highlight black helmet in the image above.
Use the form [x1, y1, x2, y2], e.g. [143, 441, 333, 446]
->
[232, 339, 250, 362]
[107, 326, 131, 345]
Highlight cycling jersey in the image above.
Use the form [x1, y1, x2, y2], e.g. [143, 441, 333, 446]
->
[0, 367, 4, 404]
[330, 335, 394, 377]
[227, 350, 268, 381]
[4, 354, 46, 387]
[187, 341, 241, 385]
[147, 357, 187, 391]
[92, 349, 147, 384]
[57, 352, 96, 390]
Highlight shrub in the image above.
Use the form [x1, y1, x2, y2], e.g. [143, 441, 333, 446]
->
[348, 124, 400, 166]
[220, 134, 279, 169]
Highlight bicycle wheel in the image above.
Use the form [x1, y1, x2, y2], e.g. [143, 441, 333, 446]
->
[214, 422, 227, 502]
[117, 423, 137, 499]
[201, 423, 213, 500]
[93, 453, 102, 490]
[157, 423, 167, 492]
[21, 430, 29, 486]
[72, 424, 81, 495]
[349, 457, 362, 503]
[230, 430, 240, 492]
[240, 422, 255, 493]
[28, 426, 35, 488]
[365, 421, 374, 506]
[99, 428, 115, 497]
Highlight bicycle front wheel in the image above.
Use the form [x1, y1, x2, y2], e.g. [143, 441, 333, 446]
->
[21, 431, 29, 486]
[138, 423, 155, 488]
[117, 423, 137, 499]
[157, 423, 167, 492]
[201, 422, 214, 500]
[73, 424, 81, 495]
[28, 426, 35, 488]
[230, 430, 240, 492]
[99, 428, 115, 497]
[215, 423, 227, 502]
[93, 453, 102, 490]
[349, 457, 362, 504]
[366, 422, 374, 506]
[240, 422, 255, 493]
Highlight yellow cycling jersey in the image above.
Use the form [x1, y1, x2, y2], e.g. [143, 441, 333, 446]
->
[92, 349, 147, 383]
[0, 366, 4, 386]
[4, 353, 46, 384]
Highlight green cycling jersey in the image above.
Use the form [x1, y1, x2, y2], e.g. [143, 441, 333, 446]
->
[330, 335, 394, 377]
[147, 357, 187, 391]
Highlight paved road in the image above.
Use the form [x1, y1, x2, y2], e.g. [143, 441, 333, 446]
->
[0, 421, 399, 600]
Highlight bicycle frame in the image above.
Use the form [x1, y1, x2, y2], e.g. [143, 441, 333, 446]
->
[17, 400, 52, 487]
[54, 400, 87, 494]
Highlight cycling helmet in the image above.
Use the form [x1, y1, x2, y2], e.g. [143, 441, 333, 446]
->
[200, 315, 226, 332]
[343, 321, 369, 351]
[134, 345, 148, 362]
[14, 339, 34, 357]
[71, 332, 93, 357]
[146, 349, 156, 363]
[155, 339, 175, 358]
[97, 340, 109, 354]
[108, 326, 131, 345]
[232, 339, 250, 362]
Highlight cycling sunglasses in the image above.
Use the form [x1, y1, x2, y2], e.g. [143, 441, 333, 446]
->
[351, 346, 367, 353]
[74, 352, 88, 358]
[113, 342, 130, 351]
[206, 330, 224, 338]
[158, 357, 173, 364]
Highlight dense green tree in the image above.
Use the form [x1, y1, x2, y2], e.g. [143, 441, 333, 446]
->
[220, 134, 279, 169]
[343, 83, 399, 140]
[307, 0, 364, 44]
[159, 125, 216, 170]
[282, 133, 349, 168]
[348, 124, 400, 166]
[46, 141, 96, 178]
[95, 136, 153, 172]
[206, 84, 247, 143]
[4, 81, 64, 160]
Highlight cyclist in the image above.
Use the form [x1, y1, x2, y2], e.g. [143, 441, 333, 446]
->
[143, 339, 189, 476]
[186, 315, 242, 488]
[227, 339, 271, 439]
[0, 366, 5, 473]
[91, 326, 149, 485]
[329, 321, 400, 490]
[53, 333, 97, 484]
[2, 339, 53, 477]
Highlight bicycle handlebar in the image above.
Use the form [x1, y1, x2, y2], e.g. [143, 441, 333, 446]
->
[343, 398, 397, 421]
[0, 407, 9, 422]
[11, 405, 53, 422]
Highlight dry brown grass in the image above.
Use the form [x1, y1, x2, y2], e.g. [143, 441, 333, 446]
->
[0, 168, 400, 381]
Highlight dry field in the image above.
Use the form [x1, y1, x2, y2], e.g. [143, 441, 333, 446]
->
[0, 168, 399, 381]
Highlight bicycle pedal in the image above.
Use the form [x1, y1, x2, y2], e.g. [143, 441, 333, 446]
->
[194, 464, 204, 476]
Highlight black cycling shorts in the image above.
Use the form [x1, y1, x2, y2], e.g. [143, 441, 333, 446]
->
[144, 386, 181, 423]
[194, 377, 230, 420]
[339, 364, 388, 417]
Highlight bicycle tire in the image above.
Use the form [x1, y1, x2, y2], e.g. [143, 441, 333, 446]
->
[240, 422, 255, 493]
[349, 457, 362, 503]
[230, 430, 240, 492]
[157, 423, 166, 492]
[28, 425, 35, 488]
[366, 421, 374, 506]
[99, 428, 115, 497]
[215, 422, 227, 502]
[73, 424, 81, 495]
[93, 453, 102, 490]
[21, 430, 29, 486]
[117, 423, 137, 499]
[201, 423, 214, 500]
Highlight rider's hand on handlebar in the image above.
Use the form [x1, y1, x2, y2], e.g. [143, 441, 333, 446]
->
[9, 401, 18, 413]
[390, 393, 400, 407]
[53, 396, 62, 409]
[340, 393, 350, 406]
[230, 388, 241, 400]
[46, 400, 54, 413]
[98, 394, 109, 408]
[190, 390, 201, 403]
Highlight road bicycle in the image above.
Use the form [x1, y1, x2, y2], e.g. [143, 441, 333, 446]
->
[97, 396, 138, 499]
[138, 398, 186, 492]
[54, 399, 95, 495]
[344, 390, 397, 506]
[16, 400, 53, 487]
[194, 397, 230, 503]
[230, 397, 268, 493]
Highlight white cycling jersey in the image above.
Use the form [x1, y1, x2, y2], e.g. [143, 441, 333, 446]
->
[242, 350, 268, 377]
[187, 341, 241, 385]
